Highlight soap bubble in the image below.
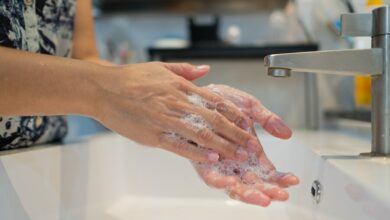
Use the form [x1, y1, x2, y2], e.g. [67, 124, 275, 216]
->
[187, 93, 208, 108]
[184, 91, 278, 190]
[182, 114, 211, 131]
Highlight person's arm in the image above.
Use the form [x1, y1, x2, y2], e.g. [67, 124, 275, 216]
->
[0, 46, 98, 116]
[72, 0, 112, 66]
[0, 45, 260, 162]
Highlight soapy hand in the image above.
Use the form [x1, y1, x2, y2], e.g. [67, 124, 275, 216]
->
[93, 62, 260, 162]
[192, 85, 299, 207]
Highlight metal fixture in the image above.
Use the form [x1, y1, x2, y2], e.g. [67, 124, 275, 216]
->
[311, 180, 323, 204]
[304, 73, 320, 130]
[265, 6, 390, 156]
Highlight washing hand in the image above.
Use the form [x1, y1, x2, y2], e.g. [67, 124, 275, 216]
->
[92, 62, 260, 162]
[192, 84, 299, 207]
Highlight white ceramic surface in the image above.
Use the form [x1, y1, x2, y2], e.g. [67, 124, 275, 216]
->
[0, 130, 389, 220]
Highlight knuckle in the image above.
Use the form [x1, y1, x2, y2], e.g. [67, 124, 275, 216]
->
[216, 102, 228, 113]
[210, 113, 224, 128]
[165, 95, 176, 102]
[172, 80, 189, 91]
[234, 116, 245, 127]
[175, 141, 189, 151]
[158, 133, 169, 144]
[210, 95, 223, 103]
[154, 114, 175, 128]
[196, 128, 213, 142]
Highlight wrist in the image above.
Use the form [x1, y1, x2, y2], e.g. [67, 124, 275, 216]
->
[71, 62, 109, 118]
[80, 64, 122, 119]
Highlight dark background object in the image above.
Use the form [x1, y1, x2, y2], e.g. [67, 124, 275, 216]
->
[189, 16, 220, 46]
[325, 109, 371, 122]
[149, 44, 319, 61]
[345, 0, 355, 13]
[96, 0, 289, 13]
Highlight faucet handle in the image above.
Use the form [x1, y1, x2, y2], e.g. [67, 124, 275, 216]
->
[340, 13, 373, 37]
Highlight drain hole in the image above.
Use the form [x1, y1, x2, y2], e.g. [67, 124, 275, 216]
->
[311, 186, 316, 197]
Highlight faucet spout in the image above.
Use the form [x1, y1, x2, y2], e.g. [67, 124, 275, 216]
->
[267, 67, 292, 78]
[264, 48, 383, 76]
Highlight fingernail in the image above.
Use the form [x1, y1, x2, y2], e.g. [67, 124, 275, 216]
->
[208, 152, 220, 162]
[236, 148, 248, 161]
[247, 138, 259, 152]
[196, 65, 210, 71]
[268, 121, 292, 139]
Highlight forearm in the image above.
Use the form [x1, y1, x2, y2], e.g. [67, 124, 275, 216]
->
[82, 56, 115, 66]
[0, 46, 102, 116]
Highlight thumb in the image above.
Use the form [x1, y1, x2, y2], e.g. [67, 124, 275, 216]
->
[163, 63, 210, 81]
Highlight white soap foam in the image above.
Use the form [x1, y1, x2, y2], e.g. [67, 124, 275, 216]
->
[182, 114, 211, 131]
[193, 151, 271, 184]
[187, 93, 208, 108]
[163, 132, 206, 153]
[165, 132, 185, 141]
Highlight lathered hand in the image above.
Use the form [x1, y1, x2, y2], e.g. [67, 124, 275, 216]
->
[193, 84, 299, 207]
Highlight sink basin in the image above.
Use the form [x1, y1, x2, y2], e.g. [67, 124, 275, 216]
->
[0, 130, 389, 220]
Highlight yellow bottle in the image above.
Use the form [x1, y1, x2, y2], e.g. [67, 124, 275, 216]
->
[355, 75, 371, 107]
[354, 0, 383, 108]
[367, 0, 383, 5]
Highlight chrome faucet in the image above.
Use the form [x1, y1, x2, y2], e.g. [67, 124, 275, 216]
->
[264, 6, 390, 156]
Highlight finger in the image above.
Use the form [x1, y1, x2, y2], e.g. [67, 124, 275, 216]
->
[162, 62, 210, 81]
[167, 100, 254, 159]
[227, 184, 271, 207]
[205, 84, 251, 114]
[158, 133, 219, 163]
[191, 87, 251, 130]
[254, 182, 289, 201]
[214, 101, 251, 130]
[164, 101, 244, 159]
[263, 170, 300, 187]
[174, 117, 241, 160]
[242, 172, 289, 201]
[202, 84, 292, 139]
[191, 108, 258, 152]
[200, 169, 239, 189]
[252, 106, 292, 139]
[269, 172, 300, 187]
[279, 174, 300, 187]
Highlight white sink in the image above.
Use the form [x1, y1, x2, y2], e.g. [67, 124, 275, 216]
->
[0, 130, 389, 220]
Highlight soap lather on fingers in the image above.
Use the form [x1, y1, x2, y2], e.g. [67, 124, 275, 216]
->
[158, 64, 299, 207]
[190, 84, 299, 207]
[103, 61, 267, 164]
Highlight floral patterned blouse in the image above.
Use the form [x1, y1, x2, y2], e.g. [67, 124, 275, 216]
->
[0, 0, 76, 150]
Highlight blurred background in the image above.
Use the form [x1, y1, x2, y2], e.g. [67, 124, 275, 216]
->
[66, 0, 389, 141]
